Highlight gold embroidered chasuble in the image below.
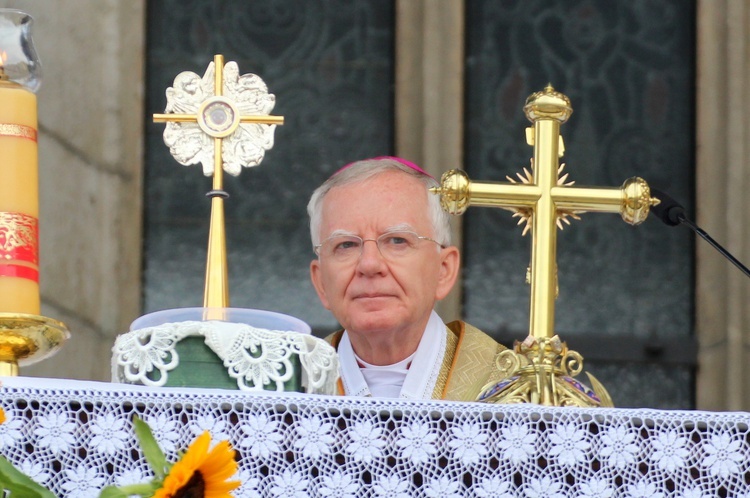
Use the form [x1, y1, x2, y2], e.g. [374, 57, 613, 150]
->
[326, 321, 508, 402]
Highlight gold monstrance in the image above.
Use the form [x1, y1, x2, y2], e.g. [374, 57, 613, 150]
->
[432, 85, 658, 407]
[116, 61, 338, 392]
[153, 54, 283, 313]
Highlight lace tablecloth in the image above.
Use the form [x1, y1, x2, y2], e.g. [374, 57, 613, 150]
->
[1, 377, 749, 497]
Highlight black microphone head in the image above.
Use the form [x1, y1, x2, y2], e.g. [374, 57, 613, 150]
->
[650, 188, 686, 226]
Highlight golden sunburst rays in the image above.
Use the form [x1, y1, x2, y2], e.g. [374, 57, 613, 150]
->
[504, 159, 582, 235]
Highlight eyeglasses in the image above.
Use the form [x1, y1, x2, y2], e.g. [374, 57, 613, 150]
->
[314, 230, 444, 263]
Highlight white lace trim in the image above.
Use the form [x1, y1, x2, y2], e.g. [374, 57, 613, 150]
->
[110, 320, 339, 394]
[1, 376, 749, 497]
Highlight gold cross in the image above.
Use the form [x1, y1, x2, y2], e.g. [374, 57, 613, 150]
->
[153, 54, 284, 309]
[432, 85, 657, 406]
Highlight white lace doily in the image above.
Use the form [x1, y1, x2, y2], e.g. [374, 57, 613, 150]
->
[2, 377, 750, 497]
[111, 320, 339, 395]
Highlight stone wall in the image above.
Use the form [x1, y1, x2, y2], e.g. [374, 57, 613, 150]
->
[0, 0, 145, 381]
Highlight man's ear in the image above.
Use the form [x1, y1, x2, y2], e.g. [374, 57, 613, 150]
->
[435, 246, 460, 301]
[310, 259, 331, 310]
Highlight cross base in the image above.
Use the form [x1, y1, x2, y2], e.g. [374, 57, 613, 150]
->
[477, 335, 613, 407]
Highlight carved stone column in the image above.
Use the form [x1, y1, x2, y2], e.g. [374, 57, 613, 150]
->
[395, 0, 465, 322]
[696, 0, 750, 410]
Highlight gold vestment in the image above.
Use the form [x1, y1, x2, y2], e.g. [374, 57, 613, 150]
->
[326, 321, 507, 401]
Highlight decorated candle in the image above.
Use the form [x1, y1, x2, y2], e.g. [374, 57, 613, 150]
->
[0, 78, 39, 314]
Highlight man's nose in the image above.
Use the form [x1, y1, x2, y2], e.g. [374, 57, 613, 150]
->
[356, 239, 387, 273]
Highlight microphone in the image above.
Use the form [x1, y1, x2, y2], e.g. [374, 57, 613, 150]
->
[650, 188, 750, 278]
[649, 188, 686, 226]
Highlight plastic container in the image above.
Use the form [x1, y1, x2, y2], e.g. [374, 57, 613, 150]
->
[130, 307, 311, 390]
[131, 307, 311, 333]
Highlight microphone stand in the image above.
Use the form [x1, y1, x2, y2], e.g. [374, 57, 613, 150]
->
[650, 188, 750, 279]
[675, 213, 750, 278]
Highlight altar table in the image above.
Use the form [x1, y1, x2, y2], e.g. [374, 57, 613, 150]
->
[0, 377, 748, 497]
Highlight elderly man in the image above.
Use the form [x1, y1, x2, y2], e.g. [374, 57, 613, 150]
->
[308, 157, 507, 401]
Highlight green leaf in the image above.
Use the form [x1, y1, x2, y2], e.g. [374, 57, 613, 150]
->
[1, 480, 46, 497]
[133, 417, 168, 480]
[99, 482, 160, 498]
[0, 456, 56, 498]
[98, 486, 129, 498]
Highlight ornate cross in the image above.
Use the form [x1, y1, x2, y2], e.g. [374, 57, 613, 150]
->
[432, 85, 657, 406]
[153, 54, 283, 309]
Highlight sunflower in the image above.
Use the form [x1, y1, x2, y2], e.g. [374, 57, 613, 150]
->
[153, 431, 240, 498]
[0, 408, 5, 425]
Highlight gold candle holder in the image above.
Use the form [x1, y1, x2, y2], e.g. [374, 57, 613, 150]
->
[0, 313, 69, 376]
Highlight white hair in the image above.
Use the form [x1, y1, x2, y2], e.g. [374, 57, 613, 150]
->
[307, 158, 452, 248]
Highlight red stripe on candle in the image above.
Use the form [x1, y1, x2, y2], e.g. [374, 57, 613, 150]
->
[0, 123, 37, 142]
[0, 264, 38, 282]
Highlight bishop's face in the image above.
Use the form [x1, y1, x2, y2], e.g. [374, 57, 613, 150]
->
[310, 171, 458, 352]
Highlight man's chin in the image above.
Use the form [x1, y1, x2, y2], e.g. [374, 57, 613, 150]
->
[345, 312, 402, 336]
[347, 296, 399, 316]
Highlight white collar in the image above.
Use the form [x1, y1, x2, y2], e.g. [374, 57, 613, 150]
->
[337, 310, 446, 399]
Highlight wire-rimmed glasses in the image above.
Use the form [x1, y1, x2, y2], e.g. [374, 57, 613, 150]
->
[314, 230, 444, 264]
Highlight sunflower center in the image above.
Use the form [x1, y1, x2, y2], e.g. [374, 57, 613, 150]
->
[174, 470, 205, 498]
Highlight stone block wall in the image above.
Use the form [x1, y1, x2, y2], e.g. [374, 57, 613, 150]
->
[0, 0, 145, 381]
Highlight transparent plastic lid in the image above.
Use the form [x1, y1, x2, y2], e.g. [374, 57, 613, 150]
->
[129, 307, 311, 334]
